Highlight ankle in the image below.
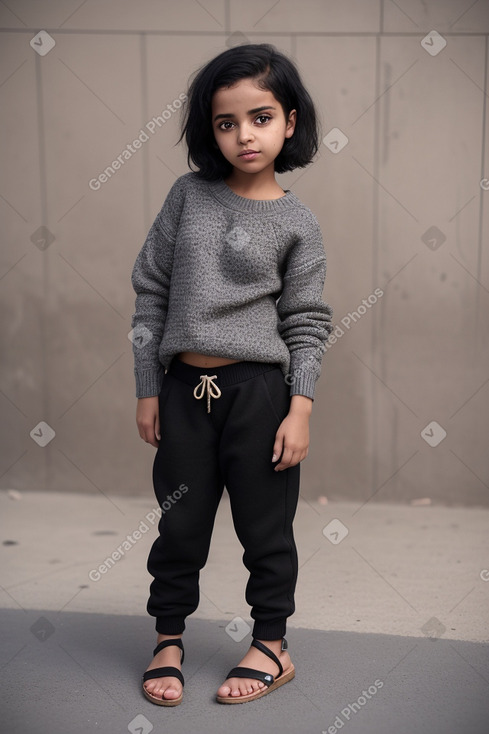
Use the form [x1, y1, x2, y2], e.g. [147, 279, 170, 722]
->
[157, 632, 183, 643]
[254, 638, 283, 651]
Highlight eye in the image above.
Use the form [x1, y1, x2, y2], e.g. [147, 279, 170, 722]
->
[217, 114, 272, 131]
[255, 115, 272, 124]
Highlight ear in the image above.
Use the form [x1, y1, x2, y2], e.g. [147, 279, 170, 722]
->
[285, 108, 296, 139]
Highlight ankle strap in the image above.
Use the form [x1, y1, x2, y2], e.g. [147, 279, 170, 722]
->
[251, 638, 285, 678]
[153, 637, 184, 664]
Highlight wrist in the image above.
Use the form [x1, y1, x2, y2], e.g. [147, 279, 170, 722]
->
[289, 394, 313, 415]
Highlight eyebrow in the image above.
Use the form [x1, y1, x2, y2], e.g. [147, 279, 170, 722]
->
[213, 106, 276, 122]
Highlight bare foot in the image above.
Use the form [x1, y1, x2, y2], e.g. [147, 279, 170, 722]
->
[143, 633, 183, 702]
[217, 639, 291, 700]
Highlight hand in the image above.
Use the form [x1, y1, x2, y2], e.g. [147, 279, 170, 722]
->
[136, 396, 160, 448]
[272, 398, 312, 471]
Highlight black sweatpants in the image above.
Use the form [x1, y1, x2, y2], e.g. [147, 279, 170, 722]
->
[146, 356, 301, 641]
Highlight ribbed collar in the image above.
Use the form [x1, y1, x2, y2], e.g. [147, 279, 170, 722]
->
[206, 177, 301, 212]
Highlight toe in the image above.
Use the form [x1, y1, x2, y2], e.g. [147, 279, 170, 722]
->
[230, 678, 254, 696]
[218, 675, 266, 699]
[144, 682, 157, 697]
[145, 678, 181, 701]
[145, 680, 159, 695]
[217, 683, 232, 697]
[167, 685, 182, 699]
[225, 678, 242, 697]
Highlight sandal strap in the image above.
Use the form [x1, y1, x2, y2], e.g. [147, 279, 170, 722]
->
[142, 666, 184, 687]
[251, 638, 284, 678]
[225, 666, 275, 688]
[152, 638, 184, 664]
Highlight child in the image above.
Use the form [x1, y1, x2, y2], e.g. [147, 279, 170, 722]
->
[131, 42, 333, 706]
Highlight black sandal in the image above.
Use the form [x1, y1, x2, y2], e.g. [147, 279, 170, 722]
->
[142, 638, 185, 706]
[216, 637, 295, 704]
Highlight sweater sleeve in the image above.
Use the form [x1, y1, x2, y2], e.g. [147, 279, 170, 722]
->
[276, 210, 334, 400]
[130, 177, 185, 398]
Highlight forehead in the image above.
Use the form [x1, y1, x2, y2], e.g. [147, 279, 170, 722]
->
[211, 78, 277, 112]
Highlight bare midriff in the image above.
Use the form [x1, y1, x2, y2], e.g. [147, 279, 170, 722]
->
[177, 351, 242, 368]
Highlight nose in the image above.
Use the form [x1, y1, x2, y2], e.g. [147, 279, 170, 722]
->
[237, 122, 254, 144]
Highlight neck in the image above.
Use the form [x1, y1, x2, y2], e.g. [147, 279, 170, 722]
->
[224, 165, 284, 200]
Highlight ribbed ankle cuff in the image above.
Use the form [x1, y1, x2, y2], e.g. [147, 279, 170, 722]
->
[155, 616, 186, 635]
[252, 618, 287, 640]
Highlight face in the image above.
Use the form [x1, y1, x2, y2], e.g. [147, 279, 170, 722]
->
[211, 77, 296, 175]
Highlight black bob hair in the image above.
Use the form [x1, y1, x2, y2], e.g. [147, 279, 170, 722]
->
[176, 43, 322, 181]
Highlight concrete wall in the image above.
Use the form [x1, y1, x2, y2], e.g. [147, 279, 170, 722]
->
[1, 0, 488, 505]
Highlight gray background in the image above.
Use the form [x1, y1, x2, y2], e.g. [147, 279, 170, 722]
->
[1, 0, 488, 505]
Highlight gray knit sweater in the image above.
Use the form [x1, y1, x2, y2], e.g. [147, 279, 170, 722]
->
[130, 171, 333, 400]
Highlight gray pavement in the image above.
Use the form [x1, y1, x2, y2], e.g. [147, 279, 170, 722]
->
[1, 489, 489, 733]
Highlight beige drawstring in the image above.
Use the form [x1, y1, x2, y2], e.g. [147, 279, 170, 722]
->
[193, 374, 222, 413]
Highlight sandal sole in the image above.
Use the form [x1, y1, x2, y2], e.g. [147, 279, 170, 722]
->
[142, 684, 183, 706]
[216, 664, 295, 704]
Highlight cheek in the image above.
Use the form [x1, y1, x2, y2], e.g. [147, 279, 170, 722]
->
[215, 133, 232, 150]
[266, 123, 287, 144]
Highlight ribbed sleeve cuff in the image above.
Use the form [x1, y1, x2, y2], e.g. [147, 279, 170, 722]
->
[289, 369, 317, 400]
[134, 367, 164, 398]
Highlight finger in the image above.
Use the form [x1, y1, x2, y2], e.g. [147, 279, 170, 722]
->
[147, 427, 159, 448]
[271, 434, 284, 464]
[139, 427, 158, 448]
[155, 412, 161, 442]
[276, 448, 307, 471]
[275, 446, 294, 471]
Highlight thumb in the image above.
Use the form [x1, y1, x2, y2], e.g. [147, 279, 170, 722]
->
[155, 411, 161, 442]
[272, 434, 283, 462]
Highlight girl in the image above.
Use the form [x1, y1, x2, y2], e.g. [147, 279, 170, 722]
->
[131, 42, 333, 706]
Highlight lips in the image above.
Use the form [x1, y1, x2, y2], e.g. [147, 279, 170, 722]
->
[239, 150, 259, 159]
